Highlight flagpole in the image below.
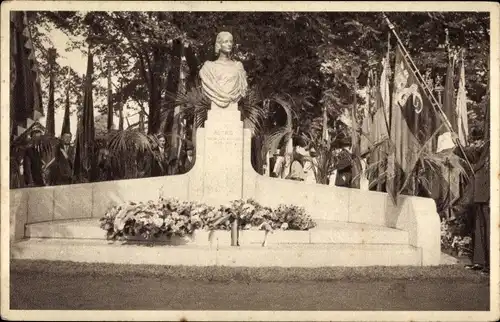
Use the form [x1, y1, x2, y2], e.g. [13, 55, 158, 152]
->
[382, 13, 474, 175]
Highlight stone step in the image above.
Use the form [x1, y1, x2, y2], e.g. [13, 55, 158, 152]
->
[11, 238, 423, 267]
[25, 219, 409, 246]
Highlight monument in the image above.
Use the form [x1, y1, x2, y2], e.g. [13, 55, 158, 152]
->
[192, 31, 252, 206]
[199, 31, 248, 109]
[10, 32, 441, 267]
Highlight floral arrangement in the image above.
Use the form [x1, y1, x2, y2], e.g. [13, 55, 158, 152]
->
[100, 198, 316, 241]
[440, 217, 472, 257]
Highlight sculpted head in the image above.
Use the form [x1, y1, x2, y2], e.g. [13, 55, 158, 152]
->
[215, 31, 234, 55]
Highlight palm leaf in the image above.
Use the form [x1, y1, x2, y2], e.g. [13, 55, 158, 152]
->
[107, 129, 153, 156]
[240, 86, 266, 132]
[262, 126, 292, 153]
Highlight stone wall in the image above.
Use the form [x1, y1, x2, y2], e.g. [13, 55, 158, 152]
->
[9, 174, 190, 241]
[9, 105, 441, 265]
[249, 175, 441, 265]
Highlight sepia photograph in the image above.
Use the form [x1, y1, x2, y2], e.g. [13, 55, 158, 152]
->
[2, 1, 498, 321]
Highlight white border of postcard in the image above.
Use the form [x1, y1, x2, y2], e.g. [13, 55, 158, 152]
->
[1, 1, 499, 321]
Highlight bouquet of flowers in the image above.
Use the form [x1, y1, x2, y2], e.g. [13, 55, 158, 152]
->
[100, 197, 317, 242]
[440, 217, 472, 257]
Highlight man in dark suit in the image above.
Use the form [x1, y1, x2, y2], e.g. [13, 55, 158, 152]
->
[151, 134, 169, 177]
[52, 132, 75, 185]
[182, 145, 195, 173]
[465, 143, 490, 275]
[334, 147, 353, 187]
[23, 129, 45, 187]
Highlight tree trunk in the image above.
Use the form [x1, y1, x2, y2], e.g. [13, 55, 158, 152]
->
[185, 44, 201, 149]
[148, 48, 162, 135]
[60, 67, 71, 136]
[118, 79, 124, 131]
[164, 39, 183, 139]
[107, 56, 114, 131]
[46, 48, 56, 136]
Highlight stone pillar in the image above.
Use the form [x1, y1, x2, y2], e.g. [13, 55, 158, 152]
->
[190, 102, 245, 206]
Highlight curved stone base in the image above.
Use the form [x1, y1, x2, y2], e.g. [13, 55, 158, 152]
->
[9, 102, 441, 266]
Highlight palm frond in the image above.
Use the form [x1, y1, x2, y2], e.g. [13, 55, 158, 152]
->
[269, 94, 296, 128]
[241, 86, 265, 125]
[162, 133, 194, 149]
[163, 86, 210, 131]
[263, 126, 292, 153]
[107, 129, 153, 156]
[300, 133, 340, 184]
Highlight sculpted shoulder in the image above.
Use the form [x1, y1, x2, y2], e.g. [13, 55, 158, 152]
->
[200, 61, 214, 73]
[235, 60, 245, 69]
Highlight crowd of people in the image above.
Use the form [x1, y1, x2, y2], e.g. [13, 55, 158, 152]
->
[266, 139, 364, 188]
[12, 129, 196, 188]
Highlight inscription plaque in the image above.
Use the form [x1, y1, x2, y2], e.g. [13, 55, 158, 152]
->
[201, 105, 245, 204]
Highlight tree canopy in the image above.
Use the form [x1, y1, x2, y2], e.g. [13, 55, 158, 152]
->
[28, 11, 490, 140]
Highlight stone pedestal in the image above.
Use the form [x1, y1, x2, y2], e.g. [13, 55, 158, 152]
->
[192, 102, 246, 206]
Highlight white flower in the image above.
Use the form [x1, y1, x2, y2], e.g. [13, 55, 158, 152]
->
[191, 215, 201, 224]
[152, 216, 163, 227]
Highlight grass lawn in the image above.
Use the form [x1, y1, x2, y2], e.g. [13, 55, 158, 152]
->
[10, 259, 490, 311]
[10, 259, 488, 283]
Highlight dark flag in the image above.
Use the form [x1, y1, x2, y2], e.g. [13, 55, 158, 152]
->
[436, 53, 457, 152]
[73, 48, 96, 182]
[46, 48, 56, 136]
[456, 55, 469, 146]
[386, 45, 442, 204]
[10, 11, 44, 140]
[60, 67, 71, 136]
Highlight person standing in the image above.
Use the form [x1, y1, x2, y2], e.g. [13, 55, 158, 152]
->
[96, 147, 114, 181]
[465, 143, 490, 275]
[303, 147, 318, 184]
[287, 146, 306, 182]
[272, 149, 287, 178]
[167, 147, 180, 175]
[334, 146, 353, 187]
[51, 132, 75, 185]
[23, 129, 45, 187]
[269, 149, 280, 178]
[181, 145, 195, 173]
[151, 134, 169, 177]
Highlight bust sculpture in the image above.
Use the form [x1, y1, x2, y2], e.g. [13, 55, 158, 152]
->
[199, 31, 248, 108]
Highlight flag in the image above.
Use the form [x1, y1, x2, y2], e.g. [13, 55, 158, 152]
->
[10, 11, 44, 140]
[73, 48, 96, 182]
[359, 72, 373, 157]
[386, 45, 442, 204]
[60, 67, 71, 136]
[368, 56, 391, 192]
[366, 37, 391, 192]
[436, 54, 457, 152]
[46, 48, 56, 136]
[107, 57, 114, 131]
[456, 57, 468, 146]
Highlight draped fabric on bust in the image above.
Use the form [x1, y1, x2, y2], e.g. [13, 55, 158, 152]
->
[199, 60, 248, 108]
